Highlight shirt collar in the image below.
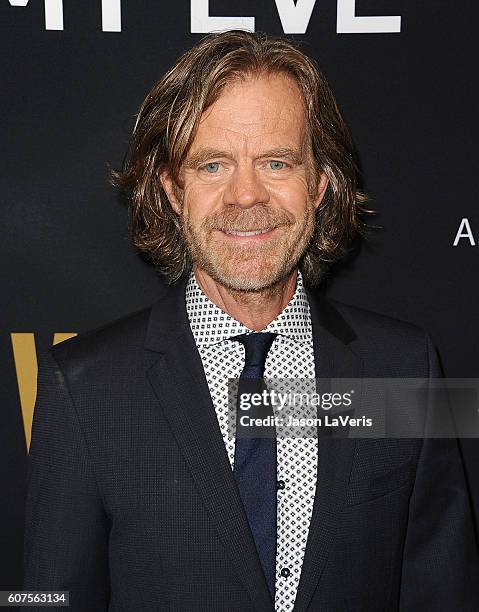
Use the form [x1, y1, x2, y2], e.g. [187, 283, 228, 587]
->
[185, 269, 312, 348]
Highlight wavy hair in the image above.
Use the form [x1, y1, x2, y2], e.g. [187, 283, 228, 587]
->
[111, 30, 372, 286]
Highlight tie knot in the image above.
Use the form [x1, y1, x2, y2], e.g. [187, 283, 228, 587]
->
[231, 332, 277, 374]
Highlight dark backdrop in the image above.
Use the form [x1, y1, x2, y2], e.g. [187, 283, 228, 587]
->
[2, 0, 478, 590]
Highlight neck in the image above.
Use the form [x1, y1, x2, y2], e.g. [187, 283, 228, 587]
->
[193, 267, 298, 331]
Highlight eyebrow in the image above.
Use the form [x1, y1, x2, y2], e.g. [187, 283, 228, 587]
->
[183, 148, 232, 169]
[183, 146, 304, 169]
[261, 147, 304, 164]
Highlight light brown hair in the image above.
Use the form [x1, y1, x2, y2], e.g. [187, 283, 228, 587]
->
[112, 29, 371, 286]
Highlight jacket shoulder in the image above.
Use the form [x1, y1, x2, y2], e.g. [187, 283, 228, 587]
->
[324, 297, 431, 374]
[329, 297, 426, 341]
[48, 304, 154, 370]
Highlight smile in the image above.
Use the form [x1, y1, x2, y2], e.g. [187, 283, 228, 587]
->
[222, 228, 274, 237]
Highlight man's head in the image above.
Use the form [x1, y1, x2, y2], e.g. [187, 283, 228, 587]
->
[113, 30, 368, 288]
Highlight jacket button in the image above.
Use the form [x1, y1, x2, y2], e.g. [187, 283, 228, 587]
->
[277, 479, 285, 490]
[280, 567, 291, 578]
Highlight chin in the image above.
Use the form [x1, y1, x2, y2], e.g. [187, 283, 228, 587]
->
[208, 260, 295, 293]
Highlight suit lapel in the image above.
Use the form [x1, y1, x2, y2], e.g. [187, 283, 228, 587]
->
[292, 288, 364, 612]
[144, 277, 274, 612]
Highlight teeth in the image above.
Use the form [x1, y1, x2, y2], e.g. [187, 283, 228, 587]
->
[225, 228, 272, 236]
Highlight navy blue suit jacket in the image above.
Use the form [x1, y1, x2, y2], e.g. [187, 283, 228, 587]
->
[22, 277, 479, 611]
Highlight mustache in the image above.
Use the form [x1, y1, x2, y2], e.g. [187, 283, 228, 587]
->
[201, 206, 295, 232]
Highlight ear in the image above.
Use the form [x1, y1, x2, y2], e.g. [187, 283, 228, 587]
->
[312, 172, 329, 209]
[159, 165, 182, 215]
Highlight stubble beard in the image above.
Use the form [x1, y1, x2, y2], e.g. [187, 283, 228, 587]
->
[182, 202, 317, 293]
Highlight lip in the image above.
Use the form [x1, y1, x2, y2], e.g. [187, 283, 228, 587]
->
[217, 227, 277, 241]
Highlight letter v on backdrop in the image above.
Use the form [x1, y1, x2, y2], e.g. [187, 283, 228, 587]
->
[10, 333, 77, 452]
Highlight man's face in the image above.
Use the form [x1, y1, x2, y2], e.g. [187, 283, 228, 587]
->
[161, 72, 328, 291]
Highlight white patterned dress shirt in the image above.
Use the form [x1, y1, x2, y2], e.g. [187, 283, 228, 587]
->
[185, 269, 318, 612]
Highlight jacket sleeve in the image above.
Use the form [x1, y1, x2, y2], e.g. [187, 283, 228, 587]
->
[22, 348, 110, 611]
[399, 332, 479, 611]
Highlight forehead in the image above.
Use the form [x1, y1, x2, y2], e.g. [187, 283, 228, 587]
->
[191, 72, 306, 150]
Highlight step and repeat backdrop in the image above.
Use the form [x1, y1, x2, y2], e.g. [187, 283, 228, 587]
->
[2, 0, 478, 590]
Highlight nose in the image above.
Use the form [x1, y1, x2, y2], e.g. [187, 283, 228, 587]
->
[223, 162, 270, 208]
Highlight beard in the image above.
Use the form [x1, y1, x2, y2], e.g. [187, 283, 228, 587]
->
[181, 201, 317, 292]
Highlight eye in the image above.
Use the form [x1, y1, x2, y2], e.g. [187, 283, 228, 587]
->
[203, 162, 220, 173]
[269, 160, 286, 171]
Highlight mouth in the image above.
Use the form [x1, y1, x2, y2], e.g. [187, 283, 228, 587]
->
[217, 227, 277, 240]
[225, 228, 272, 236]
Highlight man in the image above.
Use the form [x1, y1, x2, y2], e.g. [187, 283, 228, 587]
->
[23, 30, 478, 611]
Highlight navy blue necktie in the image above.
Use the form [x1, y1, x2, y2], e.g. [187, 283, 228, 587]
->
[232, 332, 277, 599]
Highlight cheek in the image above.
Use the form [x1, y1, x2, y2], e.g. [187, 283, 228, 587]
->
[268, 177, 310, 214]
[181, 182, 225, 221]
